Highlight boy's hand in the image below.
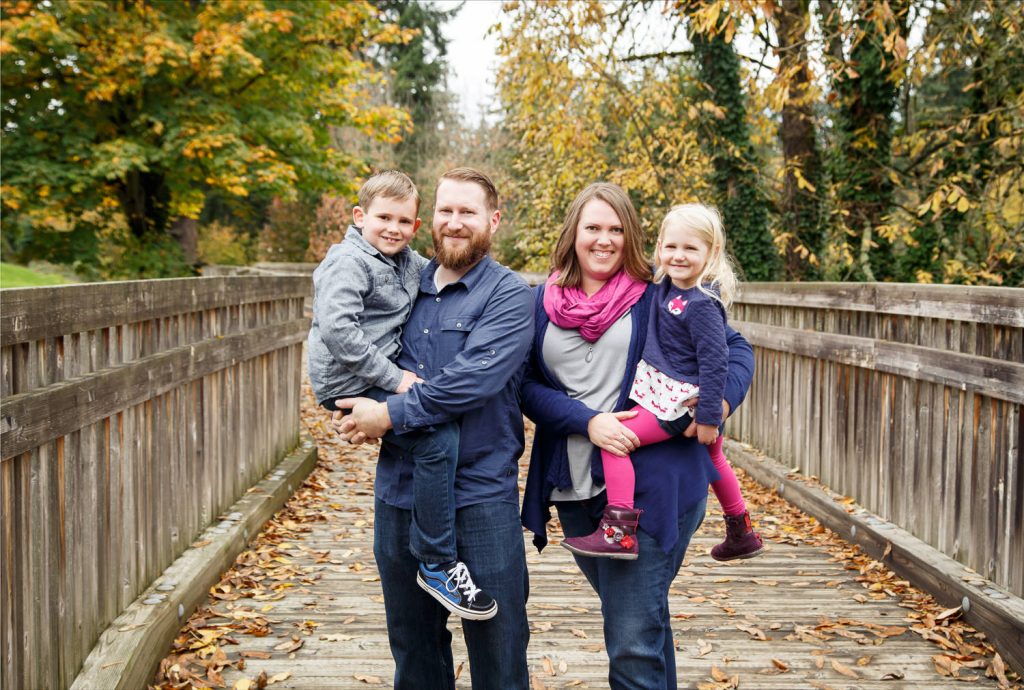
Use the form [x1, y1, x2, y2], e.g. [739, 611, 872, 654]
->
[395, 369, 424, 394]
[696, 423, 719, 445]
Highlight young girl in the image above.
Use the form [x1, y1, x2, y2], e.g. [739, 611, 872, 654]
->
[561, 203, 763, 561]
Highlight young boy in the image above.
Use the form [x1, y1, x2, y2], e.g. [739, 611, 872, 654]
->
[307, 170, 497, 620]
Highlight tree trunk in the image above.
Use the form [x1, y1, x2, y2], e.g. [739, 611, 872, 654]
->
[820, 0, 909, 281]
[170, 217, 199, 266]
[687, 12, 781, 281]
[774, 0, 824, 280]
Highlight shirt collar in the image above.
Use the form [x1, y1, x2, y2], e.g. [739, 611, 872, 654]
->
[419, 254, 496, 294]
[345, 224, 402, 266]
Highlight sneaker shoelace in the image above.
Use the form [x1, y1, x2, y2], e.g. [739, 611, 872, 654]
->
[445, 563, 481, 604]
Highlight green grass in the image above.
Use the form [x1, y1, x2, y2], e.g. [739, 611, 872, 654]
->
[0, 262, 73, 288]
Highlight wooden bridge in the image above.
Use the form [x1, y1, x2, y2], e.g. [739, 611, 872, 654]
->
[2, 275, 1022, 689]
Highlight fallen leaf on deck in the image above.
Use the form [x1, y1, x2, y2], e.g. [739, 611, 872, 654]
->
[240, 651, 272, 660]
[831, 659, 859, 678]
[771, 658, 789, 671]
[354, 674, 382, 684]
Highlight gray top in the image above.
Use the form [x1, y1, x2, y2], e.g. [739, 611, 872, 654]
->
[543, 311, 633, 501]
[307, 225, 428, 404]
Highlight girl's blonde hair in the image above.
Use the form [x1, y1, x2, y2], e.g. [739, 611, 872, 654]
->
[654, 203, 738, 308]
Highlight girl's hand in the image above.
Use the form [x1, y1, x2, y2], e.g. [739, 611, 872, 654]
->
[696, 423, 719, 445]
[587, 411, 641, 457]
[682, 399, 732, 438]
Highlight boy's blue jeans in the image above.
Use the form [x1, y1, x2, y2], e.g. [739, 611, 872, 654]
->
[323, 388, 459, 565]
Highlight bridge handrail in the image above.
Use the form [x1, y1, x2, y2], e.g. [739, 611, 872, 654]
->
[730, 282, 1024, 601]
[1, 276, 310, 690]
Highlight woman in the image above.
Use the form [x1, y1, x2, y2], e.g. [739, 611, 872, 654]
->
[521, 182, 755, 689]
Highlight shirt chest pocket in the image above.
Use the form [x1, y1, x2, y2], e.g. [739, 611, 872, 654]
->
[438, 316, 477, 355]
[367, 273, 406, 313]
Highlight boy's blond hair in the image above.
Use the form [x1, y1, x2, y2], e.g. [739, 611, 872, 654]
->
[654, 203, 738, 308]
[358, 169, 420, 213]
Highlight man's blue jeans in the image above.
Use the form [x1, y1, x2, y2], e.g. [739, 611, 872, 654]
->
[327, 387, 459, 564]
[556, 495, 707, 690]
[373, 499, 530, 690]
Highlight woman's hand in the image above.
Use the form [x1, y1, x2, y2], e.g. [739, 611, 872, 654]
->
[587, 411, 641, 457]
[696, 423, 719, 445]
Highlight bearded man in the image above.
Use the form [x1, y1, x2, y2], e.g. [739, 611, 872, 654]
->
[336, 168, 534, 689]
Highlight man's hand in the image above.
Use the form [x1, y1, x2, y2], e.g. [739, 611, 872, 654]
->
[395, 369, 424, 394]
[682, 399, 732, 439]
[331, 397, 392, 444]
[587, 410, 640, 457]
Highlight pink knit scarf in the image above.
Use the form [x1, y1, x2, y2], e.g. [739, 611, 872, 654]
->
[543, 270, 648, 343]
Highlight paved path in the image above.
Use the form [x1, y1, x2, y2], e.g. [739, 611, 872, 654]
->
[152, 400, 1010, 690]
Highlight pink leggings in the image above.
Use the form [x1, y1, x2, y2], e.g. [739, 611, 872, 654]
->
[600, 405, 747, 516]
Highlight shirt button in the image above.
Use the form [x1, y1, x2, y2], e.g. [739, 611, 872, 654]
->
[489, 349, 495, 355]
[481, 360, 489, 366]
[456, 322, 462, 328]
[423, 328, 429, 334]
[435, 297, 441, 303]
[418, 364, 424, 370]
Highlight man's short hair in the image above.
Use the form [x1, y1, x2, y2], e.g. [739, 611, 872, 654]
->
[358, 169, 420, 213]
[437, 167, 499, 212]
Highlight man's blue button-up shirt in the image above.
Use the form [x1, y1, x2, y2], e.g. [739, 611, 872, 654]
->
[377, 255, 535, 510]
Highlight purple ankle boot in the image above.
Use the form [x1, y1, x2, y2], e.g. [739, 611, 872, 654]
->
[710, 511, 764, 561]
[561, 505, 641, 560]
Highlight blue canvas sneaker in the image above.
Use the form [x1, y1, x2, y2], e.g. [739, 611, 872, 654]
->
[416, 561, 498, 620]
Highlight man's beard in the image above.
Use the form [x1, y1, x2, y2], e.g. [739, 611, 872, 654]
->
[433, 227, 492, 271]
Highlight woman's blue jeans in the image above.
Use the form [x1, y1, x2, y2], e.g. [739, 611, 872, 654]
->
[373, 498, 531, 690]
[555, 494, 707, 690]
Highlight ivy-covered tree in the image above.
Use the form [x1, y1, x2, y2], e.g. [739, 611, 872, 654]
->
[891, 0, 1024, 285]
[686, 3, 782, 281]
[819, 0, 910, 280]
[1, 0, 411, 276]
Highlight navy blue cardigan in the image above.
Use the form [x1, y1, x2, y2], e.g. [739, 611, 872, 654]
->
[521, 282, 755, 552]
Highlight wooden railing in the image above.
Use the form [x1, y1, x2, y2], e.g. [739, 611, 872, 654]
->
[0, 277, 310, 690]
[729, 283, 1024, 598]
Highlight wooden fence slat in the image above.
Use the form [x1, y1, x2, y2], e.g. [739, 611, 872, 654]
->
[732, 282, 1022, 600]
[2, 318, 308, 460]
[738, 281, 1024, 326]
[734, 320, 1024, 404]
[0, 277, 310, 345]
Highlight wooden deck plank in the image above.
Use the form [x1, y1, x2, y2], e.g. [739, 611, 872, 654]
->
[152, 404, 1010, 689]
